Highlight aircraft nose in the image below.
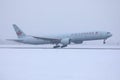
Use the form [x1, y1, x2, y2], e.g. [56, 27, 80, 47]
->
[109, 33, 112, 37]
[108, 33, 112, 37]
[107, 32, 112, 37]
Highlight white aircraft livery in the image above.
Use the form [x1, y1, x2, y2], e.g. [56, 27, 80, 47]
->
[8, 24, 112, 48]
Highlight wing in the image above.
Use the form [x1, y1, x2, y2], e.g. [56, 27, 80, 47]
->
[32, 36, 61, 43]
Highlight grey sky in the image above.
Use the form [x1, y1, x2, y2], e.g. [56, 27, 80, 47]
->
[1, 0, 120, 42]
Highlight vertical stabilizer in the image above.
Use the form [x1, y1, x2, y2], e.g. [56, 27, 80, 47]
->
[13, 24, 26, 38]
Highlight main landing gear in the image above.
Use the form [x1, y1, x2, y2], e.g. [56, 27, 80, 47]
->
[53, 44, 67, 48]
[61, 45, 67, 48]
[53, 45, 60, 48]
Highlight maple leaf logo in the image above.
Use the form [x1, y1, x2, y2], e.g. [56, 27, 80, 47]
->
[17, 31, 22, 36]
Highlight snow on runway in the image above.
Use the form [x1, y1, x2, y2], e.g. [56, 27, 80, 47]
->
[0, 44, 120, 50]
[0, 45, 120, 80]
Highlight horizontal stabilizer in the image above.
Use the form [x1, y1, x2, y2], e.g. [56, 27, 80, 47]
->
[6, 39, 23, 42]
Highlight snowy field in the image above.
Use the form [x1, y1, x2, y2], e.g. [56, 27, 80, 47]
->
[0, 45, 120, 80]
[0, 44, 120, 49]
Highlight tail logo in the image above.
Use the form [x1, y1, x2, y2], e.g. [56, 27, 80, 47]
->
[17, 31, 22, 36]
[13, 24, 26, 38]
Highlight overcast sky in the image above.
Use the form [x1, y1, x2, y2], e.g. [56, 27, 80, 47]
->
[1, 0, 120, 43]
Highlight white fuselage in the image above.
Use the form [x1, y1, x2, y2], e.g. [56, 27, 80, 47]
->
[18, 31, 112, 44]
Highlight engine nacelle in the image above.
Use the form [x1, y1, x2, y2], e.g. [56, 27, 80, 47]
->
[60, 38, 71, 45]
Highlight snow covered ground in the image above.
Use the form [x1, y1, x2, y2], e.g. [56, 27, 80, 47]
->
[0, 44, 120, 49]
[0, 45, 120, 80]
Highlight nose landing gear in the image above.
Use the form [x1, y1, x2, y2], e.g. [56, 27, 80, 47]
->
[103, 39, 106, 44]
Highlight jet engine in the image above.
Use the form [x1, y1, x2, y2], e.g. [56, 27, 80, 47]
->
[60, 38, 71, 45]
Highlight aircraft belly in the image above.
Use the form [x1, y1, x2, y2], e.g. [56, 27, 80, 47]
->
[32, 39, 51, 44]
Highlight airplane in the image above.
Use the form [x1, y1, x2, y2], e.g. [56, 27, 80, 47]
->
[7, 24, 112, 48]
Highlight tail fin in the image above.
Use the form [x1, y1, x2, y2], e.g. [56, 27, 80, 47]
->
[13, 24, 26, 38]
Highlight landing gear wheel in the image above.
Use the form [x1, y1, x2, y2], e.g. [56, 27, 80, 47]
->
[103, 41, 106, 44]
[61, 45, 67, 48]
[53, 45, 60, 48]
[103, 40, 106, 44]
